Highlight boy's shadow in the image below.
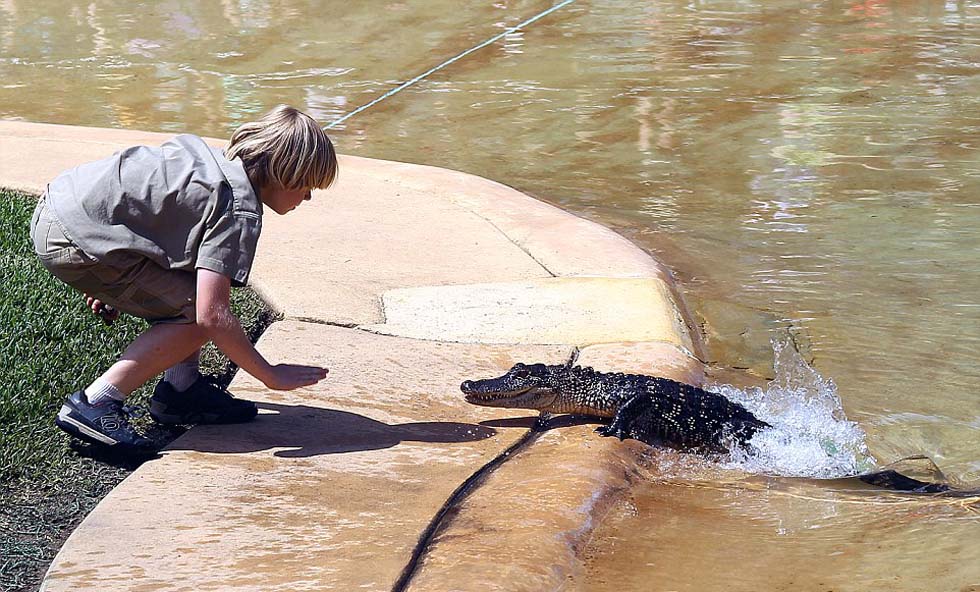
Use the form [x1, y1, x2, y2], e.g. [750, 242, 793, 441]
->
[165, 401, 498, 458]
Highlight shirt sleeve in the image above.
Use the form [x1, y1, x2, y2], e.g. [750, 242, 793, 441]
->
[196, 185, 262, 287]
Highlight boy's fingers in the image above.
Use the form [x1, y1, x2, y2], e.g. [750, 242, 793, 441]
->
[300, 367, 329, 381]
[264, 364, 330, 390]
[297, 364, 329, 376]
[83, 293, 118, 325]
[276, 365, 329, 390]
[97, 307, 116, 326]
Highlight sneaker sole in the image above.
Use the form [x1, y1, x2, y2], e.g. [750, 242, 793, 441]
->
[56, 405, 120, 446]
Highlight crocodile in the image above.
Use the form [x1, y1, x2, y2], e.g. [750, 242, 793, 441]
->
[461, 362, 971, 495]
[461, 362, 768, 453]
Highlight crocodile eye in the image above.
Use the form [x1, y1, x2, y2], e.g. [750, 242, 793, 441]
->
[514, 369, 530, 379]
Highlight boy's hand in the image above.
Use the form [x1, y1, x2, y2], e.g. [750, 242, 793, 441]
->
[84, 294, 120, 326]
[263, 364, 329, 391]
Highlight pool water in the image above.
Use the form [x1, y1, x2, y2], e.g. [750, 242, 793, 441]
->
[3, 0, 979, 589]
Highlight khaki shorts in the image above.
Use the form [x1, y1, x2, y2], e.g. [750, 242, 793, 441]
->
[30, 197, 197, 324]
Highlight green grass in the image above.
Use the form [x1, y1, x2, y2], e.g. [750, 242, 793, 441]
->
[0, 188, 279, 592]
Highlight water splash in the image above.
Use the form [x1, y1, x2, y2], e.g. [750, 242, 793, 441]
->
[711, 336, 877, 478]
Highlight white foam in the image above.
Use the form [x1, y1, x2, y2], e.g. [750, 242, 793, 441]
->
[710, 336, 877, 478]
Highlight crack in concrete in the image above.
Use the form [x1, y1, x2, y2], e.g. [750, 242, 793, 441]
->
[464, 210, 557, 278]
[282, 316, 360, 328]
[390, 416, 549, 592]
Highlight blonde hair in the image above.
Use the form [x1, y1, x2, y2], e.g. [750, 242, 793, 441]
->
[227, 105, 338, 191]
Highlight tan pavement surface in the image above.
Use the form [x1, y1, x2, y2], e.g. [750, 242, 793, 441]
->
[1, 121, 703, 591]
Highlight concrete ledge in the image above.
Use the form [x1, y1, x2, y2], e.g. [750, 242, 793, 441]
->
[577, 340, 705, 385]
[364, 278, 694, 350]
[406, 425, 649, 592]
[249, 157, 553, 325]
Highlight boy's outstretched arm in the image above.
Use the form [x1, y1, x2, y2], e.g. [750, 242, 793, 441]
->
[196, 268, 328, 390]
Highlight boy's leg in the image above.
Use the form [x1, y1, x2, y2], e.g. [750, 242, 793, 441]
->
[94, 317, 258, 427]
[101, 322, 210, 395]
[150, 347, 258, 425]
[56, 323, 210, 450]
[162, 349, 203, 392]
[85, 330, 206, 405]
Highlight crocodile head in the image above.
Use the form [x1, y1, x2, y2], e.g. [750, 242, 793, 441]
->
[460, 363, 560, 410]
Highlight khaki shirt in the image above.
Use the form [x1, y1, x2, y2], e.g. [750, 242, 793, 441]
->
[46, 134, 262, 287]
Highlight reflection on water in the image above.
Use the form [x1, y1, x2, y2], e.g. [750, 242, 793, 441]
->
[3, 0, 979, 589]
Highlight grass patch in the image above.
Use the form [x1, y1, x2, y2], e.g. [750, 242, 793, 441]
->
[0, 188, 279, 592]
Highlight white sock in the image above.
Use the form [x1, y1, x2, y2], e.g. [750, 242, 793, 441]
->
[163, 359, 201, 392]
[84, 377, 126, 406]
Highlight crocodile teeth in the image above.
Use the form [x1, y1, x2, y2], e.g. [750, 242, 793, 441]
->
[463, 388, 530, 401]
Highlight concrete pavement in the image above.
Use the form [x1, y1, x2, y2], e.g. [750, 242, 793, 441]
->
[1, 120, 704, 591]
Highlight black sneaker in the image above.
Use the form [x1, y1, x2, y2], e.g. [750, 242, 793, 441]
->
[55, 391, 157, 450]
[149, 376, 258, 425]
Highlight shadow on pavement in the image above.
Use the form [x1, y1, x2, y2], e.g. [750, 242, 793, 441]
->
[164, 401, 499, 458]
[480, 414, 603, 431]
[479, 416, 539, 429]
[69, 440, 163, 466]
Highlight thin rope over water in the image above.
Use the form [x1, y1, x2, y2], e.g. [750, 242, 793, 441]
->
[324, 0, 578, 130]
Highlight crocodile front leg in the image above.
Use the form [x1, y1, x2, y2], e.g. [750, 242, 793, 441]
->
[595, 395, 647, 440]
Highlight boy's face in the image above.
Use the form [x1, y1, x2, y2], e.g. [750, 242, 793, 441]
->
[262, 186, 312, 215]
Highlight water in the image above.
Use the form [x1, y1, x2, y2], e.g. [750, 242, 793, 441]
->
[3, 0, 980, 589]
[581, 337, 978, 592]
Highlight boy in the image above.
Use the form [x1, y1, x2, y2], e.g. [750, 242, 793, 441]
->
[30, 105, 335, 452]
